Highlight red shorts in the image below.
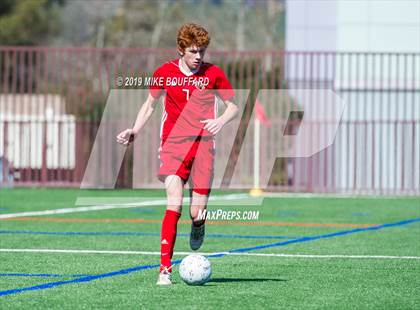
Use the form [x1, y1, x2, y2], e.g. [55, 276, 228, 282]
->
[158, 136, 215, 195]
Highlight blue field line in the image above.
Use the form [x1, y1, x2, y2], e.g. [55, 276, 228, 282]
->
[0, 230, 297, 240]
[0, 262, 178, 297]
[225, 218, 420, 254]
[1, 217, 419, 297]
[0, 273, 90, 278]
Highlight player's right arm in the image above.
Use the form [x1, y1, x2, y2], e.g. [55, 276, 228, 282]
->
[116, 93, 159, 146]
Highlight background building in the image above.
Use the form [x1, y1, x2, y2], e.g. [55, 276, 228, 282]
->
[285, 0, 420, 194]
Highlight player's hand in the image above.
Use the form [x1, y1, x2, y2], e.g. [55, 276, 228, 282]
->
[200, 118, 225, 135]
[116, 129, 136, 146]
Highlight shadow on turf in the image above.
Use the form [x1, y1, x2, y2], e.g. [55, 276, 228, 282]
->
[209, 277, 287, 283]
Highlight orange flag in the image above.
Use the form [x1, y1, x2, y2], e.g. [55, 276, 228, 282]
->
[255, 99, 271, 127]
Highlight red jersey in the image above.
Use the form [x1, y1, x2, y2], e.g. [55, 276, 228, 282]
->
[149, 59, 234, 141]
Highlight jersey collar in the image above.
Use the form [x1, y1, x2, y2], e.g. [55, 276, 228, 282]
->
[178, 59, 200, 76]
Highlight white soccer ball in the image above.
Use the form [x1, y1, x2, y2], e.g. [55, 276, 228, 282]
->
[179, 254, 212, 285]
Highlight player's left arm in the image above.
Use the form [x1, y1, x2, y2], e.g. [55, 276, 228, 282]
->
[201, 99, 238, 135]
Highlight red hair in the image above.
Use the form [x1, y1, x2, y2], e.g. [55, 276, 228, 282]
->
[177, 23, 210, 52]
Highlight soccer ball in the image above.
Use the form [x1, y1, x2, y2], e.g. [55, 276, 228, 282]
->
[179, 254, 212, 285]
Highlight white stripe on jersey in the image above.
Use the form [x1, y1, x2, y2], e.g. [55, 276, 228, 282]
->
[159, 104, 168, 141]
[214, 96, 218, 119]
[213, 96, 217, 149]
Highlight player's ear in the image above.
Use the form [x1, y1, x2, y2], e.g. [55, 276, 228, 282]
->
[178, 47, 184, 56]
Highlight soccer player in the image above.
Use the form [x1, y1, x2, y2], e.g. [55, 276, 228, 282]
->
[116, 23, 238, 285]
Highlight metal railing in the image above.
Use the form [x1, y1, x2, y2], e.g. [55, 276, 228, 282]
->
[0, 47, 418, 194]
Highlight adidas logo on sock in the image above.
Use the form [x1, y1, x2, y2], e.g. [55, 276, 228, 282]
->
[161, 239, 168, 245]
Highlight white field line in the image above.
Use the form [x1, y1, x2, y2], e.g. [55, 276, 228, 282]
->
[0, 248, 419, 260]
[262, 192, 420, 199]
[0, 194, 252, 219]
[0, 200, 167, 219]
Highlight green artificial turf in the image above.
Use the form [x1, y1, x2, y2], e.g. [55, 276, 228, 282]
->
[0, 188, 419, 309]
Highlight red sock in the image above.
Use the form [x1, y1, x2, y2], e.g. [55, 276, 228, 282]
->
[160, 209, 181, 272]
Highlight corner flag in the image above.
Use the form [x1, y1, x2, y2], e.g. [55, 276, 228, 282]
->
[255, 99, 271, 126]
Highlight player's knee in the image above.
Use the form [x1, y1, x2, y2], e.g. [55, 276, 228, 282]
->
[190, 192, 209, 208]
[165, 175, 183, 207]
[165, 175, 182, 194]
